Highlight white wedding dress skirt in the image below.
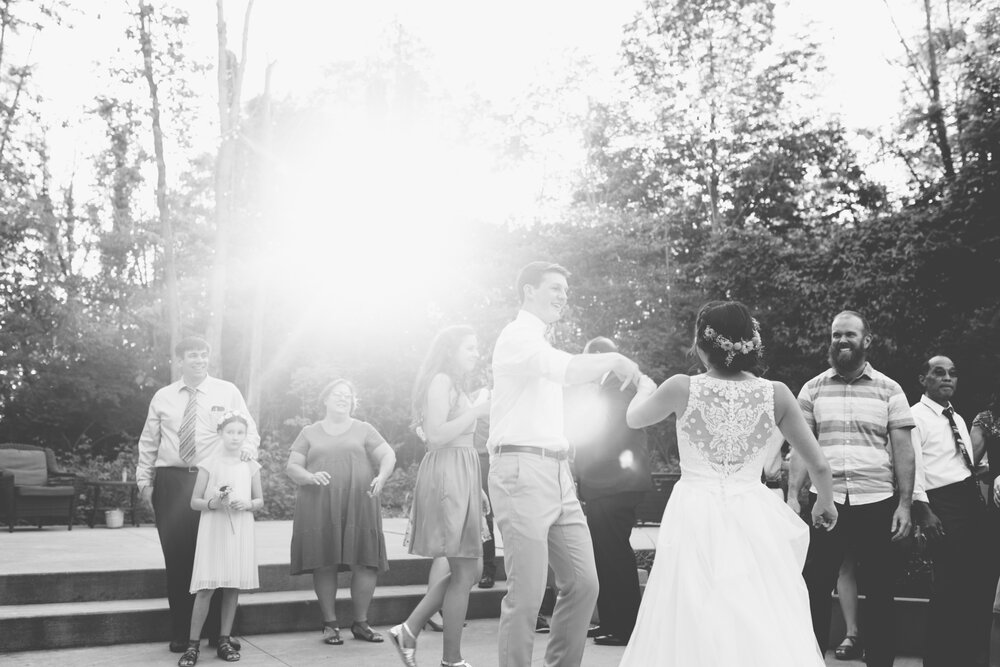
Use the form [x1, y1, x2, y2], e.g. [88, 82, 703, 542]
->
[620, 375, 824, 667]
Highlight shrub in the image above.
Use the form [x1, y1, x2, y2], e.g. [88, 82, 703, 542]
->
[256, 431, 298, 520]
[57, 438, 154, 525]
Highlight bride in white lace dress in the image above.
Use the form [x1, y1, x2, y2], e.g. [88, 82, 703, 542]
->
[619, 301, 838, 667]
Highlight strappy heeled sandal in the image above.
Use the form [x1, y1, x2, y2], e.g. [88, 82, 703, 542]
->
[177, 645, 199, 667]
[389, 622, 418, 667]
[216, 637, 240, 662]
[351, 620, 384, 642]
[441, 660, 473, 667]
[835, 635, 862, 660]
[322, 625, 343, 645]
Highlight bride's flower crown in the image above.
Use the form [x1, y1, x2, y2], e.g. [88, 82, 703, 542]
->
[702, 320, 763, 366]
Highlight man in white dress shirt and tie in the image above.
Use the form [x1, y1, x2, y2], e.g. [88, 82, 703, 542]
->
[910, 355, 991, 667]
[136, 336, 260, 652]
[487, 261, 641, 667]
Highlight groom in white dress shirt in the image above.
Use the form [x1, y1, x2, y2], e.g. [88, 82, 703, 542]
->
[487, 261, 641, 667]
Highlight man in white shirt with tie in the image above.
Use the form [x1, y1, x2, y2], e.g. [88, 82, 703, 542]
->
[488, 261, 641, 667]
[911, 355, 990, 667]
[136, 336, 260, 653]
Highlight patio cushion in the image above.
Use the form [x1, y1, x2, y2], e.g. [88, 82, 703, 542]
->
[17, 485, 75, 497]
[0, 450, 48, 486]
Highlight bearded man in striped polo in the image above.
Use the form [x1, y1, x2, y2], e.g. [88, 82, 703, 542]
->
[787, 311, 915, 667]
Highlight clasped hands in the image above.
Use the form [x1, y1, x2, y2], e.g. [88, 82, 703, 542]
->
[211, 489, 252, 511]
[611, 354, 646, 392]
[787, 495, 839, 532]
[308, 470, 388, 498]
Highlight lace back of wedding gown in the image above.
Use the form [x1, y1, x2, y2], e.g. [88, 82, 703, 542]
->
[678, 375, 775, 485]
[620, 374, 824, 667]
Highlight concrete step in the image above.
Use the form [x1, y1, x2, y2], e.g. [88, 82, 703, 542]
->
[0, 557, 507, 605]
[0, 582, 508, 652]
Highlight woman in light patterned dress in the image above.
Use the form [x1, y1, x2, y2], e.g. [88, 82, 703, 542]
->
[389, 325, 490, 667]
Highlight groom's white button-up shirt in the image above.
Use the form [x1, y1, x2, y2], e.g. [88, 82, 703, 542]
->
[487, 309, 572, 455]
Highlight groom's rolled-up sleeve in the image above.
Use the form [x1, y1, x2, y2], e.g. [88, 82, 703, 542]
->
[495, 327, 572, 384]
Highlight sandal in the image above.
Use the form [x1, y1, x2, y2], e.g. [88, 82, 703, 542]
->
[216, 638, 240, 662]
[441, 661, 473, 667]
[389, 622, 417, 667]
[835, 635, 862, 660]
[351, 620, 384, 643]
[177, 645, 199, 667]
[322, 625, 343, 645]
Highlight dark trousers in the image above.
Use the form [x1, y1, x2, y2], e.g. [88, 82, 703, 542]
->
[925, 479, 991, 667]
[585, 492, 643, 640]
[803, 494, 900, 667]
[479, 452, 496, 577]
[153, 467, 224, 641]
[986, 496, 1000, 667]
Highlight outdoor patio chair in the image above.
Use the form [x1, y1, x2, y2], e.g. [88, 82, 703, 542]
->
[0, 443, 79, 532]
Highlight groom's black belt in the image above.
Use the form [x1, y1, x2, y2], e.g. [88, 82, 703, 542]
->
[495, 445, 568, 461]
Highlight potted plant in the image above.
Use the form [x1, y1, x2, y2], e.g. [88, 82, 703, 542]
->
[105, 507, 124, 528]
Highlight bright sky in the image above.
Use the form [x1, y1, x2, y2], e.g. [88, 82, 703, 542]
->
[21, 0, 921, 299]
[31, 0, 916, 185]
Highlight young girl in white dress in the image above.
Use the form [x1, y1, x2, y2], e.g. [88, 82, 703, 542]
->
[178, 411, 263, 667]
[620, 301, 838, 667]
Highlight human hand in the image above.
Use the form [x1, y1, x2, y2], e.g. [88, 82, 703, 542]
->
[612, 354, 641, 391]
[786, 495, 801, 518]
[368, 475, 387, 497]
[481, 489, 492, 517]
[140, 486, 154, 513]
[239, 445, 255, 462]
[811, 500, 838, 532]
[310, 471, 331, 486]
[890, 503, 912, 542]
[994, 477, 1000, 505]
[917, 506, 944, 542]
[228, 497, 251, 511]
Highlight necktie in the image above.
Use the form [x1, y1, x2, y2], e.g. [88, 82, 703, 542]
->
[943, 406, 976, 474]
[179, 387, 197, 464]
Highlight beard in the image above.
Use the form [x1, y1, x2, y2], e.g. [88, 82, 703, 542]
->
[828, 341, 866, 374]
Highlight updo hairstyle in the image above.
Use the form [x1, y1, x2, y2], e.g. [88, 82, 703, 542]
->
[692, 301, 764, 374]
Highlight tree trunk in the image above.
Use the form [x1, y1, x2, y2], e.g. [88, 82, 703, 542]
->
[137, 1, 181, 381]
[208, 0, 254, 376]
[706, 39, 721, 232]
[923, 0, 954, 180]
[245, 61, 274, 419]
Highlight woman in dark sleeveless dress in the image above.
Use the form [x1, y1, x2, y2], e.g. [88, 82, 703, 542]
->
[389, 326, 490, 667]
[286, 379, 396, 646]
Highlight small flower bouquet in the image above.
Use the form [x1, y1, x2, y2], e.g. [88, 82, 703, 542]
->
[218, 485, 235, 534]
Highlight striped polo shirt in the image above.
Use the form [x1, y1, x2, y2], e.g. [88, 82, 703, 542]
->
[798, 363, 915, 505]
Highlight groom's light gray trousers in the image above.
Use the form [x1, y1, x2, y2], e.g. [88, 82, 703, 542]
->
[489, 452, 599, 667]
